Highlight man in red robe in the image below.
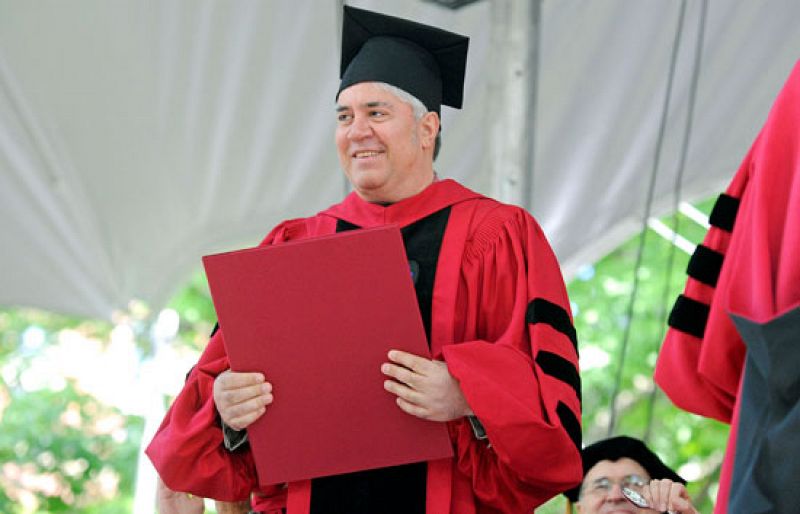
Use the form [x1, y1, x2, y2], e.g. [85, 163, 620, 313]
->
[147, 6, 582, 513]
[655, 59, 800, 513]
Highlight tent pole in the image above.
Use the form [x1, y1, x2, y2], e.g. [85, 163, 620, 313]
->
[487, 0, 540, 211]
[338, 0, 352, 198]
[606, 0, 690, 437]
[132, 318, 164, 514]
[132, 309, 183, 514]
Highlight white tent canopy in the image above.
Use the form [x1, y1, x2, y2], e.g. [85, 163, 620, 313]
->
[2, 0, 799, 320]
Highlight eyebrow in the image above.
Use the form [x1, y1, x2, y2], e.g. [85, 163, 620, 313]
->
[335, 100, 393, 112]
[589, 474, 645, 484]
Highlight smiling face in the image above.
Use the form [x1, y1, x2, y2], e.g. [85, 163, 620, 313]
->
[576, 458, 651, 514]
[335, 82, 439, 203]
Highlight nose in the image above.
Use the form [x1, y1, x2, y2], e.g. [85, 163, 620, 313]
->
[347, 114, 372, 140]
[606, 482, 626, 501]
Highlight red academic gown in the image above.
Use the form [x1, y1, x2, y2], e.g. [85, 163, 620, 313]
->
[147, 179, 582, 513]
[655, 60, 800, 513]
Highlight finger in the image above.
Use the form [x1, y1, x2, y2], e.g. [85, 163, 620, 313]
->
[667, 499, 692, 514]
[661, 480, 675, 512]
[671, 482, 689, 500]
[227, 405, 267, 431]
[218, 370, 266, 388]
[387, 350, 430, 374]
[651, 479, 670, 512]
[640, 487, 655, 511]
[384, 379, 424, 405]
[650, 479, 665, 511]
[219, 382, 272, 409]
[220, 392, 273, 427]
[381, 362, 419, 388]
[667, 483, 689, 513]
[395, 396, 430, 419]
[670, 497, 689, 509]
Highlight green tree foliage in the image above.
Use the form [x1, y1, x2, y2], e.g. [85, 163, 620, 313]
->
[0, 310, 142, 513]
[167, 270, 219, 353]
[0, 269, 220, 512]
[0, 383, 142, 513]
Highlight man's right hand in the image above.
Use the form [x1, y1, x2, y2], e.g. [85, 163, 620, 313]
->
[213, 370, 273, 430]
[641, 479, 699, 514]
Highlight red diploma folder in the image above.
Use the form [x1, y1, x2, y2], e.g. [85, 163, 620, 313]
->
[202, 225, 453, 485]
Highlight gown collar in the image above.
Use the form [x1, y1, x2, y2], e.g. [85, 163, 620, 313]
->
[320, 179, 483, 228]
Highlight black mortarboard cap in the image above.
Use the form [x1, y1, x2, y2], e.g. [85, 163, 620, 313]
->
[563, 436, 686, 503]
[337, 5, 469, 115]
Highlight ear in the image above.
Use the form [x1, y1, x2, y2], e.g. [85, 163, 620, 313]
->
[419, 111, 440, 150]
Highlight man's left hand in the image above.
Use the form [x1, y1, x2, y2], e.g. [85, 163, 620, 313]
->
[382, 350, 472, 422]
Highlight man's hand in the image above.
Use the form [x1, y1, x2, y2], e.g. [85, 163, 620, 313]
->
[213, 370, 273, 431]
[381, 350, 472, 422]
[641, 478, 699, 514]
[156, 477, 204, 514]
[214, 500, 252, 514]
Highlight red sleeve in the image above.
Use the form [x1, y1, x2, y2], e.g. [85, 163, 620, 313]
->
[654, 147, 753, 423]
[145, 220, 308, 506]
[146, 329, 263, 501]
[442, 205, 582, 511]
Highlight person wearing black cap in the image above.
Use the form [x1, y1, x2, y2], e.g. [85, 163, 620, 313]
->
[564, 436, 699, 514]
[147, 6, 582, 514]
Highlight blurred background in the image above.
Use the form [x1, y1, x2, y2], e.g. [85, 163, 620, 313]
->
[3, 0, 799, 512]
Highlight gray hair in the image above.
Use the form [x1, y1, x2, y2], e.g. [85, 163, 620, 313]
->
[373, 82, 442, 160]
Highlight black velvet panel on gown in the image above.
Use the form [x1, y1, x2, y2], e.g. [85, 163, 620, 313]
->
[309, 208, 451, 514]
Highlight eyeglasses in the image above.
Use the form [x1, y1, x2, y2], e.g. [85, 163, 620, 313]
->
[581, 474, 648, 497]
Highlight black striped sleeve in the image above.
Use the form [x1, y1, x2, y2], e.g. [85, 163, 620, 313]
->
[686, 244, 724, 287]
[526, 298, 578, 353]
[668, 294, 710, 339]
[708, 193, 740, 232]
[556, 402, 582, 452]
[536, 350, 581, 401]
